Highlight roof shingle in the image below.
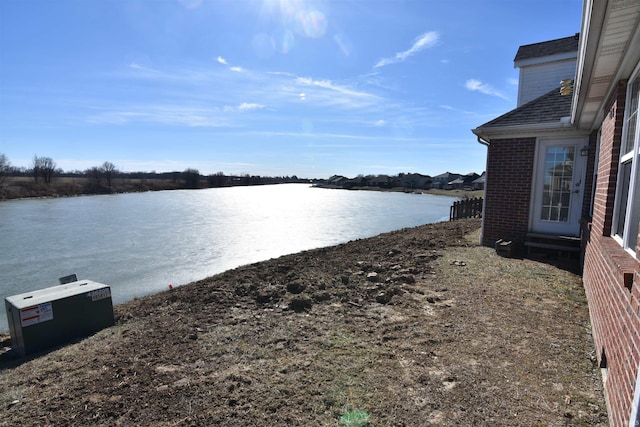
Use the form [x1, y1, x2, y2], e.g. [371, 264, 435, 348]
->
[514, 34, 579, 62]
[475, 86, 573, 130]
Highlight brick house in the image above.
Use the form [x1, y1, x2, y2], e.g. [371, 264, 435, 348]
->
[472, 1, 640, 425]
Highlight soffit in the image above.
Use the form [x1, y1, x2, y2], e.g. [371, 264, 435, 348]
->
[576, 0, 640, 129]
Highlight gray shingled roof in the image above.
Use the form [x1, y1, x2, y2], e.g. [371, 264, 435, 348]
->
[514, 34, 579, 62]
[474, 86, 573, 130]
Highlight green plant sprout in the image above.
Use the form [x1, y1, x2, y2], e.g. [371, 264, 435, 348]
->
[339, 409, 370, 427]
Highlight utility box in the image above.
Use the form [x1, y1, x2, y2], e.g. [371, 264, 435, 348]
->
[5, 280, 115, 356]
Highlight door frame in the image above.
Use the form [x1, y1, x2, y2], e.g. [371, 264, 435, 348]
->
[530, 137, 589, 236]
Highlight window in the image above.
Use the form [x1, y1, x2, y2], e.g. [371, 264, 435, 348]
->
[613, 68, 640, 256]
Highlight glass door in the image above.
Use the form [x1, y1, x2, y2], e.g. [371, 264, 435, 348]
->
[532, 138, 587, 236]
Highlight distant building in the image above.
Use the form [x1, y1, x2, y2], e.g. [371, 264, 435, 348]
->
[431, 172, 461, 189]
[400, 173, 432, 190]
[449, 172, 480, 190]
[471, 172, 485, 190]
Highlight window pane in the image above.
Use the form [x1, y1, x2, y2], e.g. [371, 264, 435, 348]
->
[624, 112, 637, 155]
[615, 161, 632, 237]
[540, 145, 575, 223]
[624, 79, 640, 155]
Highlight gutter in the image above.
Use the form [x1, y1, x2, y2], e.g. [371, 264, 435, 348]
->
[477, 135, 490, 147]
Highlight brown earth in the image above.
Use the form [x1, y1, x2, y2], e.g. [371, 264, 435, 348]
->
[0, 219, 607, 426]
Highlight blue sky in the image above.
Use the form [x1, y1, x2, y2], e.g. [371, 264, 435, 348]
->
[0, 0, 582, 178]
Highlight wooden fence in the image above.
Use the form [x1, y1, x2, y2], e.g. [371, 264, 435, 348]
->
[450, 197, 483, 221]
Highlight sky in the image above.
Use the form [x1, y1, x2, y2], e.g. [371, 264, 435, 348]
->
[0, 0, 583, 179]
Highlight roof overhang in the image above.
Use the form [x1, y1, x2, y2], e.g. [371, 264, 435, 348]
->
[472, 121, 590, 143]
[572, 0, 640, 131]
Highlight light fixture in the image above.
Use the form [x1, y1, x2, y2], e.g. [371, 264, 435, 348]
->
[560, 79, 574, 96]
[580, 146, 589, 157]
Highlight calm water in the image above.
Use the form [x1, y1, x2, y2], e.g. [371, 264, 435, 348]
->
[0, 184, 455, 332]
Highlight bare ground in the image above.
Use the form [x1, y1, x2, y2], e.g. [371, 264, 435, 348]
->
[0, 219, 607, 426]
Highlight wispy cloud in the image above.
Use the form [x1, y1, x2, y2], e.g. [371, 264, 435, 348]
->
[295, 77, 380, 103]
[130, 62, 159, 73]
[374, 31, 439, 68]
[217, 56, 228, 65]
[242, 130, 419, 142]
[465, 79, 509, 101]
[440, 104, 475, 115]
[230, 66, 244, 73]
[87, 106, 232, 127]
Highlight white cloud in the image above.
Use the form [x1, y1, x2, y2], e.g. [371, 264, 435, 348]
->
[230, 66, 244, 73]
[374, 31, 439, 68]
[373, 119, 386, 127]
[465, 79, 508, 101]
[238, 102, 264, 111]
[217, 56, 228, 65]
[222, 103, 265, 112]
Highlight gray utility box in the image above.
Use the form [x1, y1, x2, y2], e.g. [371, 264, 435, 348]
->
[5, 280, 115, 356]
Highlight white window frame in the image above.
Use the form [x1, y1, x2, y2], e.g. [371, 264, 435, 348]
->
[612, 64, 640, 257]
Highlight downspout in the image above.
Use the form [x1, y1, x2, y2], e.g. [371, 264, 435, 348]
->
[477, 135, 490, 246]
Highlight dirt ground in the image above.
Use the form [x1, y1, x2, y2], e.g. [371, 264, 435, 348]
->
[0, 219, 607, 426]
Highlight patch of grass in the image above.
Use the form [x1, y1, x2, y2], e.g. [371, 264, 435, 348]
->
[339, 409, 370, 427]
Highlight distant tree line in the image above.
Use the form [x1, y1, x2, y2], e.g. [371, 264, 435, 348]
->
[0, 153, 312, 200]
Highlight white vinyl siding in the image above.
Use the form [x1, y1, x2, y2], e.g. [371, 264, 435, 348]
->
[518, 59, 577, 107]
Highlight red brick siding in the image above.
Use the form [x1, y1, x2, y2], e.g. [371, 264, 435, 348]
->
[481, 138, 536, 250]
[593, 81, 626, 237]
[582, 80, 640, 426]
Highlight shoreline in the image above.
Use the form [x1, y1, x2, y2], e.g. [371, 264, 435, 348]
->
[313, 183, 484, 199]
[1, 181, 483, 203]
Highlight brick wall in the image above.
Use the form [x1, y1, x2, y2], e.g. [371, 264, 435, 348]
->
[481, 137, 536, 250]
[582, 80, 640, 426]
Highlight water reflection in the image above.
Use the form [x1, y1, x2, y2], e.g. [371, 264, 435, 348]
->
[0, 184, 455, 331]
